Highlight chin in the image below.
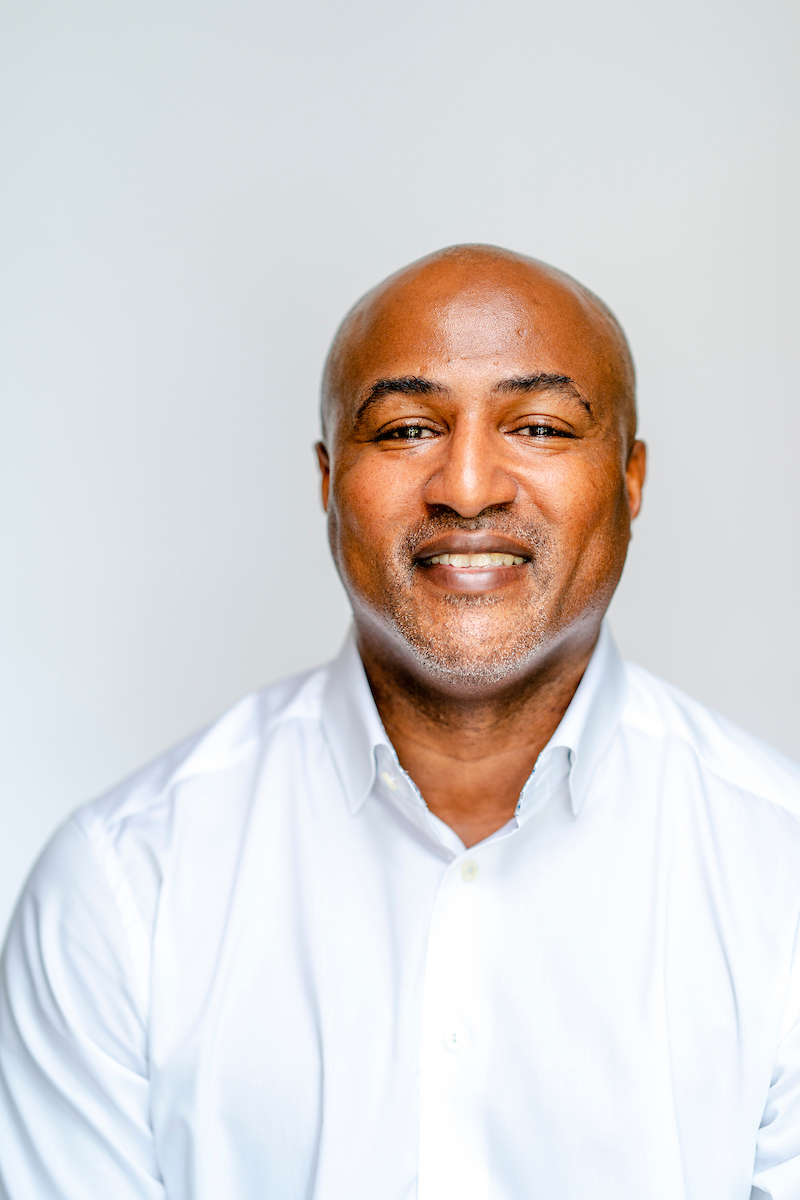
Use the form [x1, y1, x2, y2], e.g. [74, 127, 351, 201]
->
[389, 603, 552, 688]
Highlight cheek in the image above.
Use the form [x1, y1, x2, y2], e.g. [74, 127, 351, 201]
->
[528, 458, 607, 527]
[333, 458, 421, 545]
[334, 473, 387, 549]
[532, 459, 630, 564]
[327, 462, 409, 593]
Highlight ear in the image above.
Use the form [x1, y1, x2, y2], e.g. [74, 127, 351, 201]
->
[315, 442, 330, 512]
[625, 440, 646, 521]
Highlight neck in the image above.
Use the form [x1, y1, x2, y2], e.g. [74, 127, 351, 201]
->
[357, 625, 599, 848]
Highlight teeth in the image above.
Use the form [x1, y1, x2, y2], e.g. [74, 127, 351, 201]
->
[427, 553, 526, 567]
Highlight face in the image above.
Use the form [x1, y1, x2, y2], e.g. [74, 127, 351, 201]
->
[318, 257, 645, 690]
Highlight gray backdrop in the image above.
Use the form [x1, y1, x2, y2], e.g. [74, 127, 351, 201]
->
[2, 0, 799, 934]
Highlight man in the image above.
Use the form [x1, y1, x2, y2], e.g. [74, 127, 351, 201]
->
[1, 244, 799, 1199]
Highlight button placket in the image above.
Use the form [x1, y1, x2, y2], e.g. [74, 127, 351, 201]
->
[443, 1026, 467, 1051]
[460, 859, 479, 883]
[418, 856, 491, 1200]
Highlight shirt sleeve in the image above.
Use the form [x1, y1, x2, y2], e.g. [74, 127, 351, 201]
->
[0, 820, 165, 1199]
[751, 922, 800, 1200]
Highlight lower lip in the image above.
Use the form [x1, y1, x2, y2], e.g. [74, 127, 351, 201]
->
[418, 562, 529, 593]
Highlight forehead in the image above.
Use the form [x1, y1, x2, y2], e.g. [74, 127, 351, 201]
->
[337, 261, 624, 405]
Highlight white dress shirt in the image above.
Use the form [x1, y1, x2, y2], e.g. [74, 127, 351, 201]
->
[2, 624, 800, 1200]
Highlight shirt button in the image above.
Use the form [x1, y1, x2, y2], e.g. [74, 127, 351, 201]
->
[460, 859, 479, 882]
[444, 1028, 466, 1051]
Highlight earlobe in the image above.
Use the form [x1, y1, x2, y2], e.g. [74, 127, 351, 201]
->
[315, 442, 330, 512]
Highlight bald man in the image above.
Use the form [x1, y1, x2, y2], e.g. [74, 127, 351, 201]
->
[1, 246, 799, 1200]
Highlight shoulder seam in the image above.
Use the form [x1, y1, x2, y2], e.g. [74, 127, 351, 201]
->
[618, 712, 800, 818]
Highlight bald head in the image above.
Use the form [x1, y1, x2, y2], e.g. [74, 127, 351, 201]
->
[321, 244, 636, 447]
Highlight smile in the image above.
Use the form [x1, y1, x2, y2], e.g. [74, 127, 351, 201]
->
[424, 553, 526, 567]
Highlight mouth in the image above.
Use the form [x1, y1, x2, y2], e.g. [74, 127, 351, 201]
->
[424, 552, 526, 567]
[413, 532, 531, 592]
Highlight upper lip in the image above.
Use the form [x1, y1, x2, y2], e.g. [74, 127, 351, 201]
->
[414, 531, 532, 560]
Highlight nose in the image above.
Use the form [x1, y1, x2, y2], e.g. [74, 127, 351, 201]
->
[422, 420, 517, 517]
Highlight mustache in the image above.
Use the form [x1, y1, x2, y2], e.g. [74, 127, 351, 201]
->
[402, 511, 551, 560]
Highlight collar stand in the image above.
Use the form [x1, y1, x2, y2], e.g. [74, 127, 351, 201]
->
[320, 622, 626, 822]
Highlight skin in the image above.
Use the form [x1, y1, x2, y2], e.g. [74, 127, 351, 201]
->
[317, 245, 646, 847]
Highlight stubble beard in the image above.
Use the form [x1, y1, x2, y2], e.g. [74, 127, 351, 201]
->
[373, 514, 557, 687]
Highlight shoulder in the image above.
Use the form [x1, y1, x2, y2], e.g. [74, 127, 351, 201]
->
[75, 661, 331, 844]
[615, 661, 800, 982]
[620, 659, 800, 817]
[20, 662, 335, 965]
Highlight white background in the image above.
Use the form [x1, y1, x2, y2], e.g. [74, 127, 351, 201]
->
[1, 0, 798, 934]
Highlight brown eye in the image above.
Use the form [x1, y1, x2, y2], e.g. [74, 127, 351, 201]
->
[517, 423, 574, 439]
[377, 424, 436, 441]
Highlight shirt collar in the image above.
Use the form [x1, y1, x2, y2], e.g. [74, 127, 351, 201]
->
[320, 621, 627, 821]
[534, 620, 626, 816]
[321, 629, 387, 816]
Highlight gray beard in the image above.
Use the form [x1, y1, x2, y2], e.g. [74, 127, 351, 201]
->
[387, 597, 551, 684]
[378, 513, 555, 685]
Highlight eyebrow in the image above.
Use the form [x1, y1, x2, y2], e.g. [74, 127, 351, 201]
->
[354, 371, 592, 421]
[495, 373, 592, 414]
[355, 376, 448, 421]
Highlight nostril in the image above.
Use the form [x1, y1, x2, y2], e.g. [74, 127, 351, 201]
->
[422, 462, 518, 518]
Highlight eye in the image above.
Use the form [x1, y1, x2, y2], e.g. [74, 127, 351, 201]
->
[376, 423, 437, 442]
[514, 422, 575, 439]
